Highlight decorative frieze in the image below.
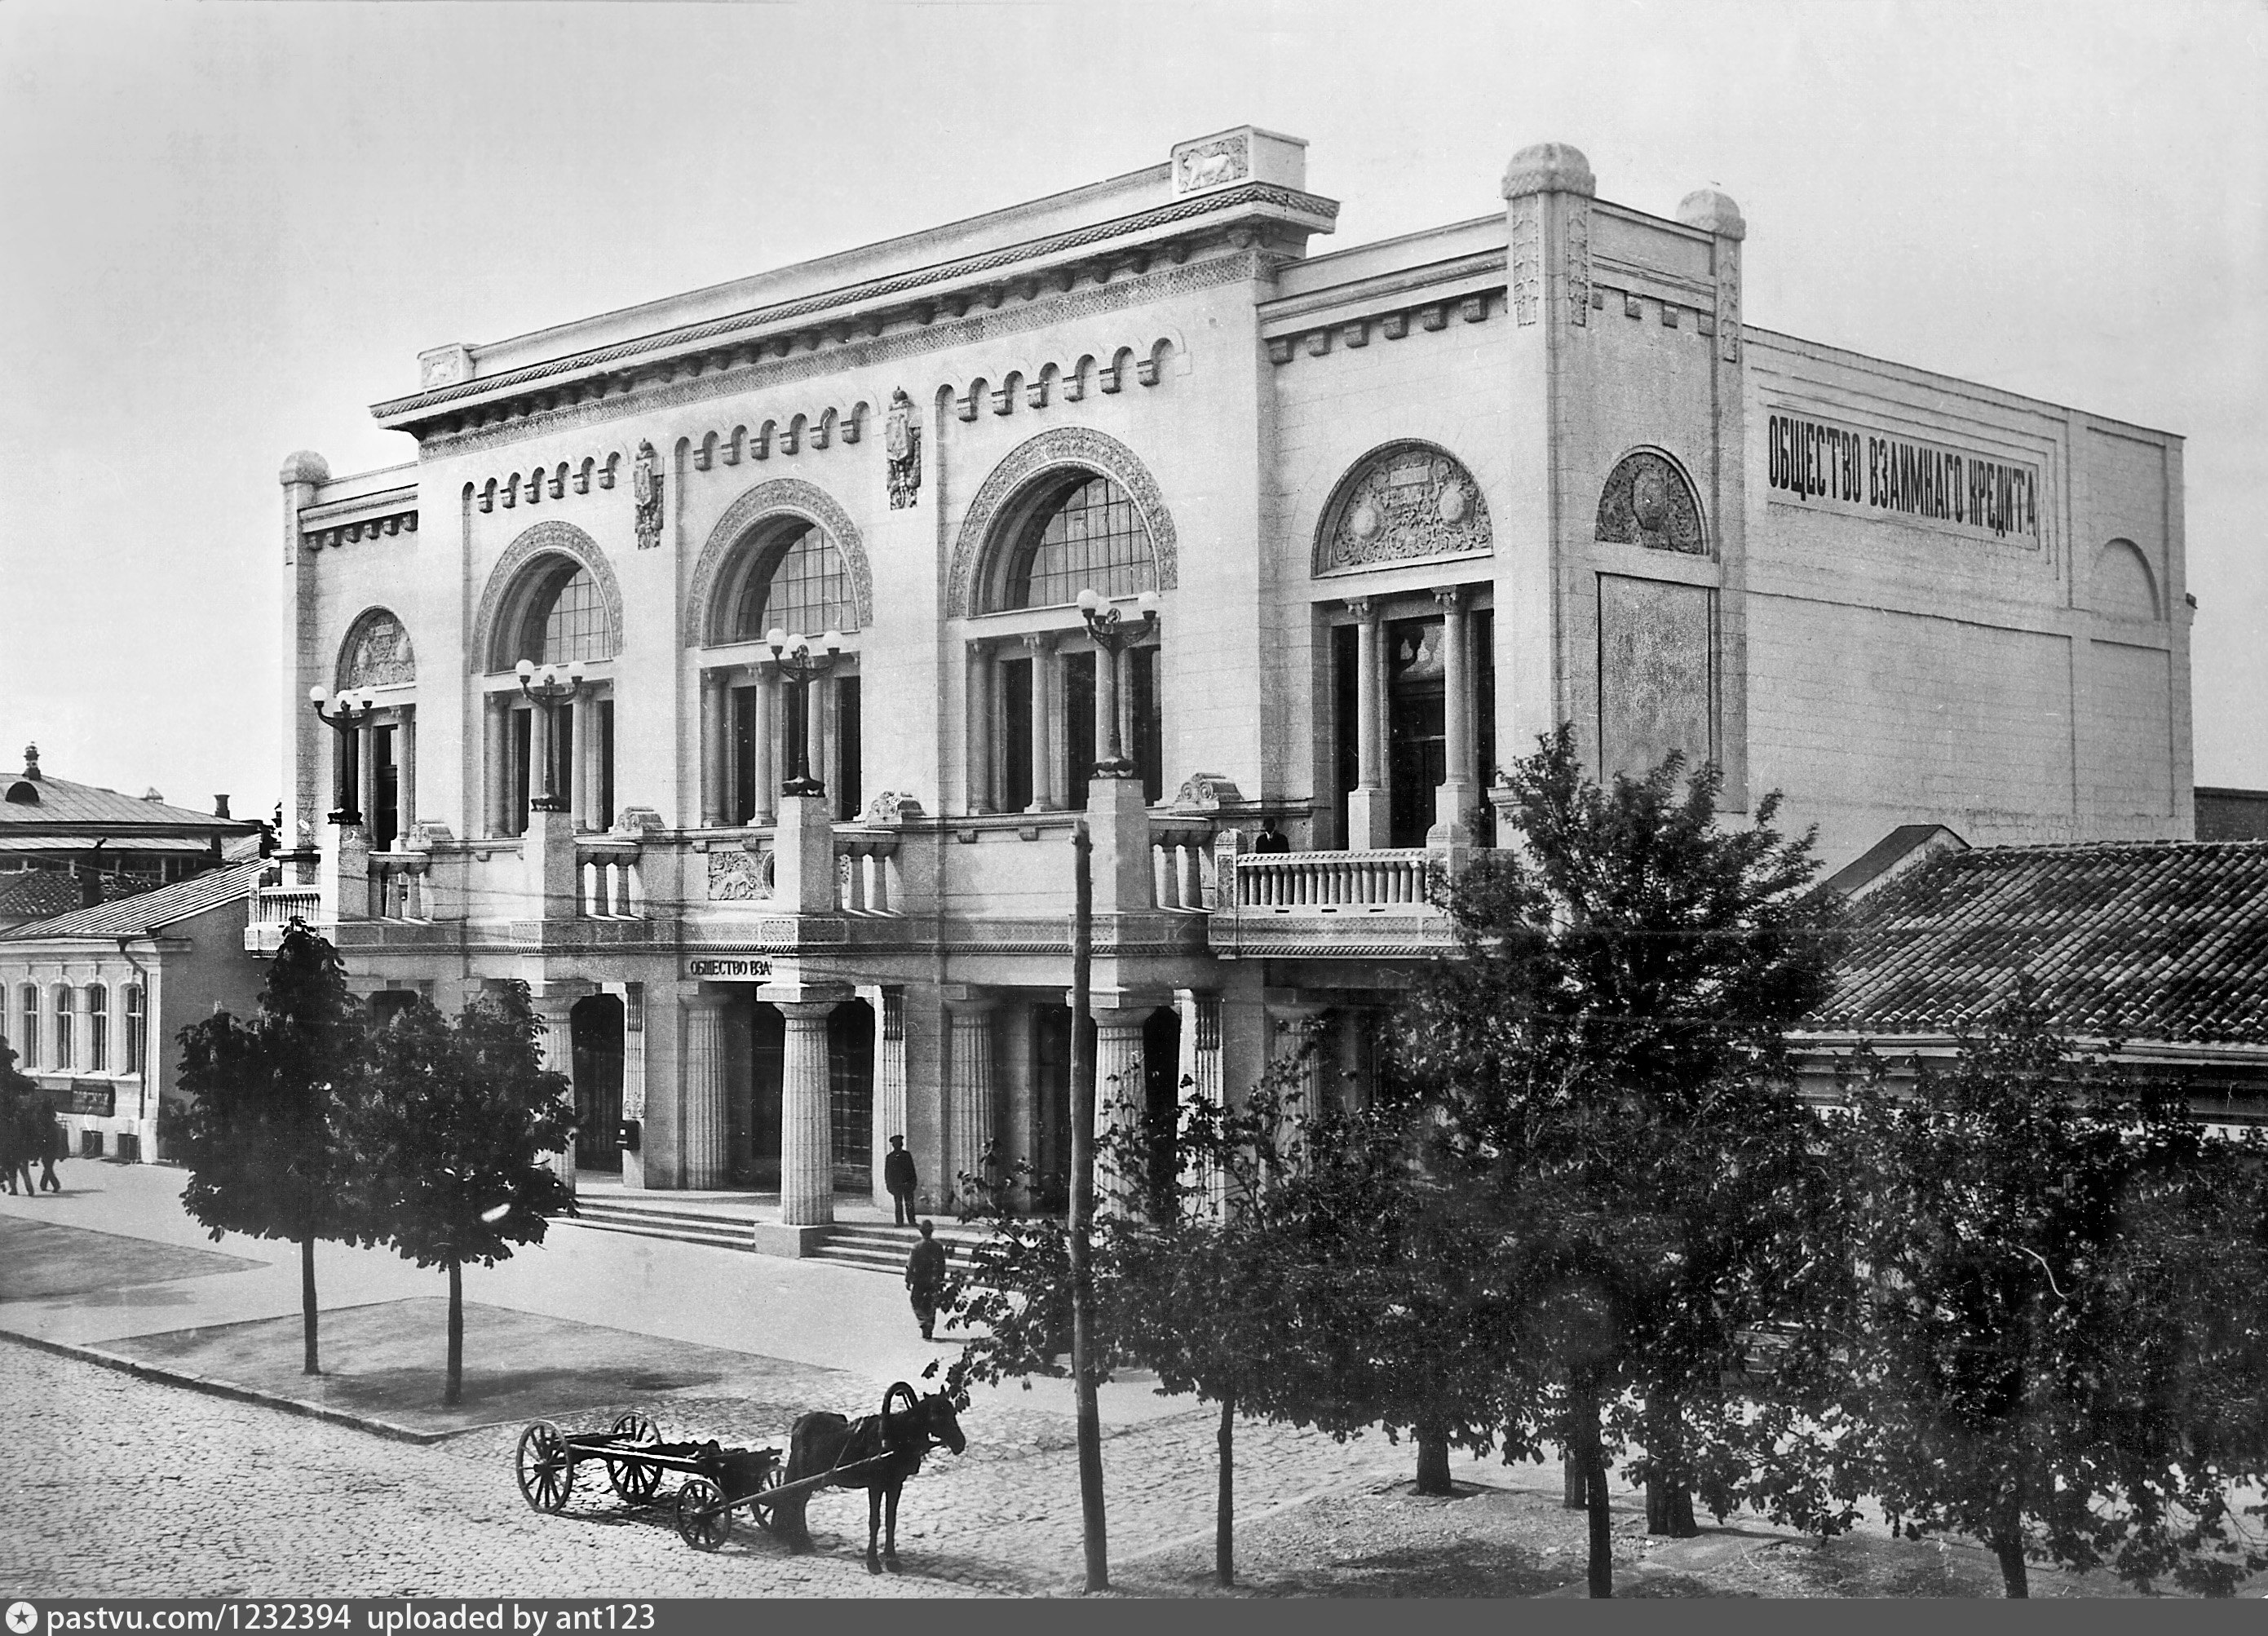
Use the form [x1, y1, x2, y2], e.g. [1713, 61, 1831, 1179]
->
[475, 452, 619, 514]
[303, 510, 418, 551]
[1510, 195, 1541, 325]
[1316, 444, 1492, 574]
[1565, 199, 1592, 326]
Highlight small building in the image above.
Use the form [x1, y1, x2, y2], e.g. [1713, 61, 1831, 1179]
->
[0, 744, 262, 891]
[1800, 835, 2268, 1125]
[0, 860, 274, 1161]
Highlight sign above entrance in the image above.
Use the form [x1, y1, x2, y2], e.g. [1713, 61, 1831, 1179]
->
[688, 957, 773, 979]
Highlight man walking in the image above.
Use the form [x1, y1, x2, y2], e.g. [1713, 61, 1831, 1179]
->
[882, 1134, 917, 1227]
[904, 1219, 948, 1342]
[38, 1104, 64, 1193]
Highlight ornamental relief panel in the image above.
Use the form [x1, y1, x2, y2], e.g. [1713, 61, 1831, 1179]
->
[1315, 445, 1492, 575]
[1595, 450, 1707, 556]
[339, 612, 416, 689]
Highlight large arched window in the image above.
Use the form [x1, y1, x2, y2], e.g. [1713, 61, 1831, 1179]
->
[727, 524, 855, 641]
[990, 475, 1154, 612]
[527, 565, 612, 665]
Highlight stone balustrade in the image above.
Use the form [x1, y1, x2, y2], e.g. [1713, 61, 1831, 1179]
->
[1232, 847, 1436, 909]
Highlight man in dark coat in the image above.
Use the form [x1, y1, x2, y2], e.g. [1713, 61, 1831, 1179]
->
[38, 1105, 64, 1193]
[882, 1134, 917, 1226]
[904, 1220, 948, 1342]
[0, 1090, 32, 1196]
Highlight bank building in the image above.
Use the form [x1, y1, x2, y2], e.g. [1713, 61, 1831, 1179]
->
[267, 129, 2191, 1244]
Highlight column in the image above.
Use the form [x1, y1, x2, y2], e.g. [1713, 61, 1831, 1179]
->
[1266, 998, 1329, 1168]
[530, 696, 556, 808]
[396, 710, 417, 844]
[1430, 586, 1476, 847]
[1176, 990, 1224, 1209]
[777, 1000, 836, 1227]
[870, 988, 906, 1213]
[806, 670, 827, 794]
[680, 990, 732, 1189]
[699, 670, 726, 826]
[484, 694, 509, 838]
[965, 641, 993, 815]
[1116, 648, 1136, 766]
[357, 720, 378, 827]
[533, 988, 581, 1198]
[944, 995, 999, 1214]
[1023, 633, 1056, 811]
[620, 984, 648, 1189]
[571, 692, 595, 829]
[1092, 1005, 1149, 1214]
[1345, 598, 1390, 847]
[753, 666, 778, 826]
[1094, 639, 1121, 768]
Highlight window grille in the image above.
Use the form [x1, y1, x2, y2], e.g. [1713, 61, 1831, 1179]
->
[531, 567, 611, 664]
[1005, 477, 1151, 610]
[737, 526, 851, 639]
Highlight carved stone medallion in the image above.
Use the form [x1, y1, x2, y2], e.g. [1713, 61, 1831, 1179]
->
[1595, 451, 1708, 555]
[1318, 445, 1492, 573]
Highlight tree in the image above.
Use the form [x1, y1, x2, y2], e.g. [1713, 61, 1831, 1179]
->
[176, 926, 365, 1374]
[348, 984, 575, 1405]
[1838, 980, 2268, 1597]
[1388, 725, 1846, 1594]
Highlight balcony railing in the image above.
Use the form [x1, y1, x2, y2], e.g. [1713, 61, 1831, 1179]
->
[1231, 848, 1437, 909]
[1210, 847, 1456, 961]
[576, 843, 643, 919]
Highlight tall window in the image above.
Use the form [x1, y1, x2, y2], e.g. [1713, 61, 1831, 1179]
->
[51, 983, 73, 1070]
[17, 984, 36, 1068]
[86, 984, 108, 1072]
[999, 476, 1152, 610]
[123, 986, 144, 1075]
[733, 526, 852, 640]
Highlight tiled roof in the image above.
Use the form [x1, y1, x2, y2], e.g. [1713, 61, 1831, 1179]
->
[1811, 840, 2268, 1046]
[2, 862, 269, 943]
[0, 872, 85, 923]
[0, 765, 247, 835]
[0, 834, 217, 856]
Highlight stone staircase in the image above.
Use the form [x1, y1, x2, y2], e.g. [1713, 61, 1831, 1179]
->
[806, 1218, 994, 1278]
[562, 1188, 998, 1280]
[565, 1193, 763, 1253]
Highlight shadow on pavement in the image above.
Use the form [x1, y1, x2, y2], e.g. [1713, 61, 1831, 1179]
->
[0, 1214, 261, 1302]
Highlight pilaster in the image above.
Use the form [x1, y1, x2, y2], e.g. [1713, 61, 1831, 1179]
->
[943, 989, 1001, 1215]
[679, 988, 732, 1189]
[771, 793, 837, 913]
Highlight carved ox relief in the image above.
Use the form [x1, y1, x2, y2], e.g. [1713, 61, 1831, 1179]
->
[1595, 450, 1708, 556]
[1316, 444, 1492, 575]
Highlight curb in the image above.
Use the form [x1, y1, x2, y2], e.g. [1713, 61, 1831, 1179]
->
[0, 1325, 457, 1445]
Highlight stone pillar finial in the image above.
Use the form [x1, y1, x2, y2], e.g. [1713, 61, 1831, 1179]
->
[1501, 142, 1596, 200]
[1676, 188, 1747, 241]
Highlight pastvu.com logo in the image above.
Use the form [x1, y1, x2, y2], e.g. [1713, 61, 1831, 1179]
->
[7, 1601, 38, 1635]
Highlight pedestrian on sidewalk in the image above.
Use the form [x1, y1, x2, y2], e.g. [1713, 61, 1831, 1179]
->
[882, 1134, 917, 1226]
[905, 1219, 948, 1342]
[0, 1090, 32, 1196]
[39, 1104, 64, 1193]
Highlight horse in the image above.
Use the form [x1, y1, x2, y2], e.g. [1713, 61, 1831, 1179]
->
[774, 1382, 966, 1572]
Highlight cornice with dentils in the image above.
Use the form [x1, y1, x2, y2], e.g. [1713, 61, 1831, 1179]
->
[369, 181, 1340, 431]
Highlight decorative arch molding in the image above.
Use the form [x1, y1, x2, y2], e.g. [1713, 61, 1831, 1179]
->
[1594, 446, 1708, 555]
[946, 427, 1179, 619]
[2090, 537, 2161, 621]
[471, 520, 624, 674]
[1311, 440, 1493, 577]
[683, 478, 873, 648]
[336, 606, 417, 690]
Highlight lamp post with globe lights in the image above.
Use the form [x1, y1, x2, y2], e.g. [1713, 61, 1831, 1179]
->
[766, 627, 845, 798]
[308, 686, 376, 826]
[1077, 587, 1159, 779]
[515, 658, 586, 813]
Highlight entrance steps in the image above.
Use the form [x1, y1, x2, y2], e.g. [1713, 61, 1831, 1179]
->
[806, 1218, 994, 1278]
[567, 1193, 763, 1253]
[561, 1183, 1001, 1283]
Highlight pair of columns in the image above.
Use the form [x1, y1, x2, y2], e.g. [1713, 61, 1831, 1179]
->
[480, 691, 609, 837]
[1343, 587, 1479, 849]
[348, 710, 415, 847]
[963, 635, 1146, 816]
[699, 665, 840, 827]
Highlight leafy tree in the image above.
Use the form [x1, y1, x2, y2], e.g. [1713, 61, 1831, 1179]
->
[1387, 724, 1845, 1594]
[1837, 982, 2268, 1596]
[348, 984, 575, 1405]
[176, 926, 366, 1374]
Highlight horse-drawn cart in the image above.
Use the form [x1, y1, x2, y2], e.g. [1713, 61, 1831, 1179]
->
[512, 1395, 958, 1556]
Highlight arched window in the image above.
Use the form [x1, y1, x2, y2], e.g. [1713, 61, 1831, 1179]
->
[17, 984, 37, 1068]
[993, 475, 1153, 612]
[728, 524, 854, 641]
[123, 986, 144, 1075]
[86, 984, 108, 1072]
[528, 566, 611, 665]
[51, 983, 73, 1070]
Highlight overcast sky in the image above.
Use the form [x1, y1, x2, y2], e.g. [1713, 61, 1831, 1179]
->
[2, 0, 2261, 820]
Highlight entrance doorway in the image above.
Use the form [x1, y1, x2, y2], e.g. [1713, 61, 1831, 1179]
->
[1030, 1004, 1076, 1214]
[571, 994, 625, 1170]
[1387, 617, 1447, 848]
[1142, 1008, 1183, 1216]
[829, 1001, 874, 1191]
[732, 993, 872, 1194]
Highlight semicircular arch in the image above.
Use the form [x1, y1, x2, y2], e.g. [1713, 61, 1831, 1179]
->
[471, 520, 624, 674]
[335, 606, 418, 691]
[946, 427, 1178, 619]
[683, 478, 873, 648]
[1594, 446, 1709, 556]
[1311, 440, 1494, 577]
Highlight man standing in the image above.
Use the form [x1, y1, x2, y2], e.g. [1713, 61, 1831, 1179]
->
[38, 1103, 64, 1193]
[882, 1134, 917, 1226]
[904, 1219, 948, 1342]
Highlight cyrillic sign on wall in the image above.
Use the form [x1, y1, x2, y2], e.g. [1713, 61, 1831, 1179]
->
[687, 957, 771, 978]
[1766, 410, 2042, 545]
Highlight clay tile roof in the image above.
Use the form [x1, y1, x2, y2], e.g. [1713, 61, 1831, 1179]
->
[0, 872, 84, 923]
[2, 861, 270, 943]
[1811, 840, 2268, 1046]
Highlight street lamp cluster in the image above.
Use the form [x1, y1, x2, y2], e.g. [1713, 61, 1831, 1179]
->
[767, 626, 845, 799]
[515, 658, 587, 811]
[1077, 586, 1159, 780]
[308, 685, 377, 826]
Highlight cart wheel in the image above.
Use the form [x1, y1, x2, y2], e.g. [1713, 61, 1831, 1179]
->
[606, 1413, 662, 1505]
[515, 1421, 576, 1514]
[676, 1477, 732, 1552]
[749, 1461, 787, 1534]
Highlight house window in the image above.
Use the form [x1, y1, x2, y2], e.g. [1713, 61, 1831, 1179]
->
[999, 476, 1152, 611]
[86, 984, 108, 1072]
[123, 986, 144, 1075]
[51, 983, 73, 1070]
[16, 984, 36, 1068]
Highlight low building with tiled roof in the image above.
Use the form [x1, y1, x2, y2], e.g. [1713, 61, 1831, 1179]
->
[1799, 833, 2268, 1122]
[0, 860, 275, 1163]
[0, 743, 262, 890]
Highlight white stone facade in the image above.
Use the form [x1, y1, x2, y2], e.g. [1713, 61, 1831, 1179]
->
[273, 128, 2191, 1223]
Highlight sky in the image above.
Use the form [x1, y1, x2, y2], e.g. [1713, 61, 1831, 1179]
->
[1, 0, 2261, 821]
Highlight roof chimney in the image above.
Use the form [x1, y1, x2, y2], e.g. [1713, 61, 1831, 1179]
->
[23, 744, 40, 781]
[214, 794, 232, 820]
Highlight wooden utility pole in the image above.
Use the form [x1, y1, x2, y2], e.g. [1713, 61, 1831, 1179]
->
[1068, 818, 1108, 1591]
